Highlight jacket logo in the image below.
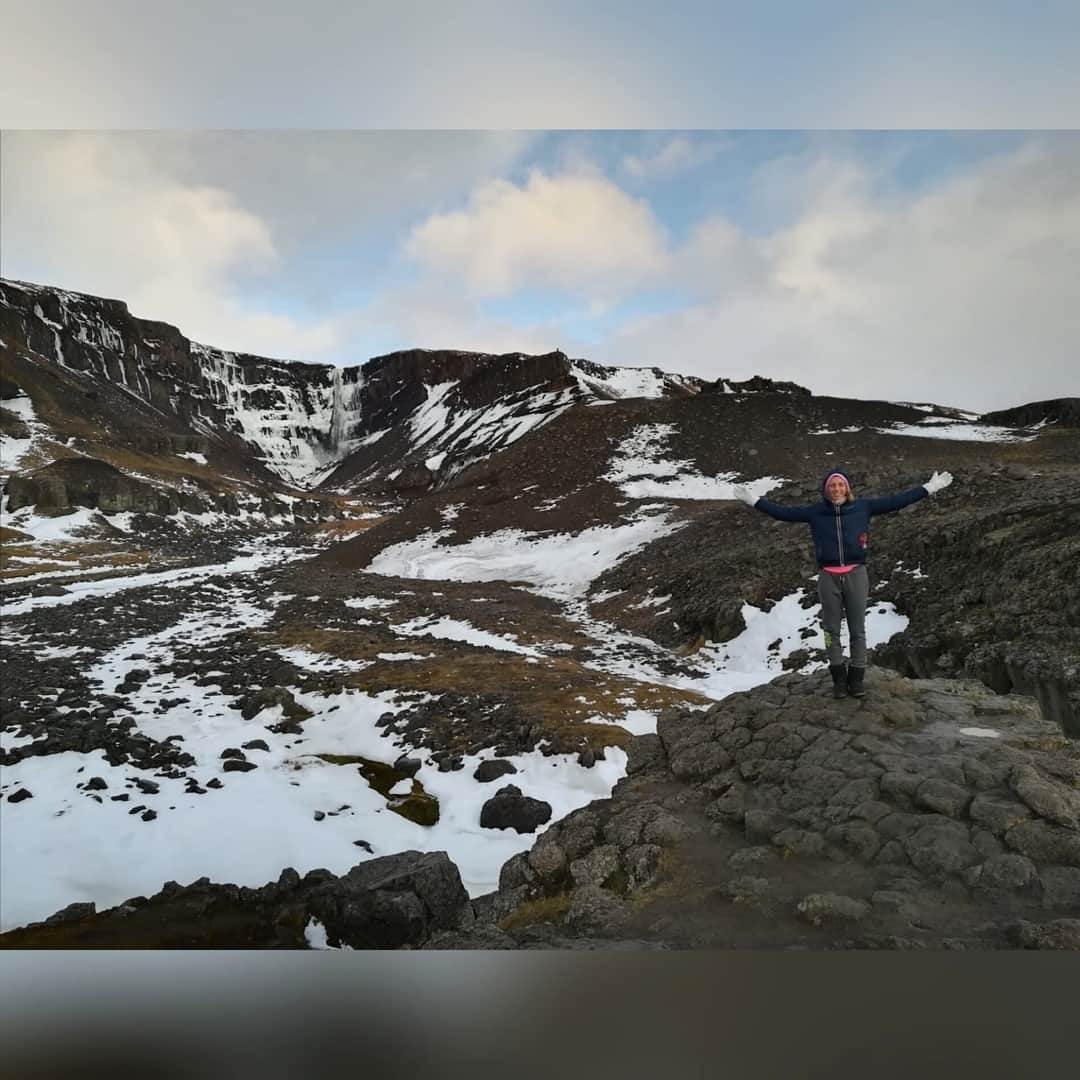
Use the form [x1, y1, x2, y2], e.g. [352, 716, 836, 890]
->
[859, 532, 868, 548]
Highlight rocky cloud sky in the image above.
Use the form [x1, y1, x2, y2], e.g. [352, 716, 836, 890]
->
[2, 5, 1078, 412]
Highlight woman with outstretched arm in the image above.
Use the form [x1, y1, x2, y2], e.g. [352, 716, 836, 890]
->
[732, 468, 953, 699]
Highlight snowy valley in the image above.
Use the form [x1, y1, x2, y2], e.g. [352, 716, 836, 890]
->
[2, 278, 1079, 949]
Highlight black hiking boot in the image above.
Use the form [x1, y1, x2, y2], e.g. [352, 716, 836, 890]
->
[847, 665, 866, 698]
[829, 664, 848, 699]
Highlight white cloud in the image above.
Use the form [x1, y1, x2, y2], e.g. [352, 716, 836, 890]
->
[622, 135, 726, 178]
[598, 138, 1080, 411]
[405, 169, 670, 301]
[1, 132, 344, 359]
[340, 281, 561, 360]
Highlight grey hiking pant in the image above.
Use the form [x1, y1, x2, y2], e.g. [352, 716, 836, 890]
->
[817, 565, 869, 669]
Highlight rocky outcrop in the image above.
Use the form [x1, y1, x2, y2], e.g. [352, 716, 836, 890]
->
[867, 470, 1080, 737]
[5, 457, 184, 514]
[704, 375, 813, 396]
[442, 669, 1080, 949]
[474, 759, 518, 783]
[0, 851, 472, 949]
[981, 398, 1080, 429]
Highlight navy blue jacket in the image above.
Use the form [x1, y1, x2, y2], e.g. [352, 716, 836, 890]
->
[754, 471, 928, 568]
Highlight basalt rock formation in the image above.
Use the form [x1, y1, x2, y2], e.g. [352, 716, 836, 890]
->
[441, 668, 1080, 950]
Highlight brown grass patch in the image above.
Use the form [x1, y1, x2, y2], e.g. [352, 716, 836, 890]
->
[0, 526, 34, 542]
[314, 754, 439, 825]
[308, 517, 386, 537]
[79, 445, 225, 484]
[263, 622, 706, 751]
[498, 893, 572, 931]
[0, 539, 149, 579]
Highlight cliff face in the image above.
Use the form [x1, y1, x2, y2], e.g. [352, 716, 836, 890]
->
[0, 279, 703, 490]
[0, 279, 349, 486]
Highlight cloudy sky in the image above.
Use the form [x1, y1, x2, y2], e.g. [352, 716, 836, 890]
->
[2, 5, 1078, 412]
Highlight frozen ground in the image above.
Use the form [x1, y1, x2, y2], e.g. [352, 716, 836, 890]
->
[604, 424, 786, 500]
[2, 514, 911, 931]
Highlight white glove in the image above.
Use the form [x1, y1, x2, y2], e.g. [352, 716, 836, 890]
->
[924, 470, 953, 495]
[732, 485, 758, 507]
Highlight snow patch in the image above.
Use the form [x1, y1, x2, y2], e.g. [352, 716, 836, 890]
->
[605, 424, 785, 501]
[366, 514, 683, 600]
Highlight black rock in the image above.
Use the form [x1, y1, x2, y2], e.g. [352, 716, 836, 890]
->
[314, 811, 326, 822]
[141, 810, 157, 822]
[134, 778, 159, 794]
[110, 793, 130, 802]
[479, 784, 552, 834]
[220, 747, 245, 759]
[223, 759, 257, 773]
[206, 778, 224, 789]
[394, 755, 423, 777]
[307, 850, 471, 949]
[241, 739, 270, 752]
[8, 788, 34, 803]
[353, 840, 374, 852]
[44, 901, 96, 925]
[474, 759, 518, 783]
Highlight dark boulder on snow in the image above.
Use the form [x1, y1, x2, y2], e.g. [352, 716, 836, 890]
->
[394, 754, 423, 777]
[480, 784, 552, 834]
[222, 759, 257, 773]
[1, 851, 472, 950]
[474, 758, 518, 783]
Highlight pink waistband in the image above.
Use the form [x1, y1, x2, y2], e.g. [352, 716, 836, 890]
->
[822, 564, 858, 575]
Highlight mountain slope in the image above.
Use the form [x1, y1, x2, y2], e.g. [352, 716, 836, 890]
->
[1, 278, 704, 497]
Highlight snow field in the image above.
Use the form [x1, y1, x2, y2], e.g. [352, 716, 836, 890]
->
[604, 423, 786, 501]
[3, 462, 912, 929]
[368, 514, 684, 600]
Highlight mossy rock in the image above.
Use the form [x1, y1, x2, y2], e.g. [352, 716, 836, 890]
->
[316, 754, 440, 826]
[388, 790, 440, 827]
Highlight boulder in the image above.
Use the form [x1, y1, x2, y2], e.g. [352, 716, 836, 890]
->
[480, 785, 552, 834]
[473, 758, 518, 783]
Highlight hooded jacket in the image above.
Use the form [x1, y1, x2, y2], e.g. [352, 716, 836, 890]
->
[752, 469, 928, 568]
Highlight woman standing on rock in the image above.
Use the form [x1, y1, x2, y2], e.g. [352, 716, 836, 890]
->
[732, 468, 953, 699]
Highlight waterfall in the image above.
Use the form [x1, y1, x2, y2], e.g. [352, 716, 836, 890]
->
[329, 366, 346, 451]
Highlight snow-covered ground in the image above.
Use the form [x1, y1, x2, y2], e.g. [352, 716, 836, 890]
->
[367, 512, 685, 600]
[2, 540, 299, 617]
[0, 394, 47, 481]
[604, 424, 786, 500]
[2, 508, 912, 931]
[389, 614, 545, 657]
[0, 664, 627, 928]
[876, 420, 1039, 442]
[570, 362, 694, 399]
